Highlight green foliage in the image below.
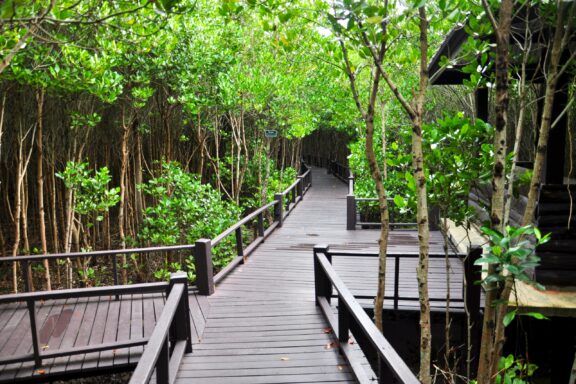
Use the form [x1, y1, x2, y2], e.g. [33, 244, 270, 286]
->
[56, 161, 120, 220]
[425, 113, 493, 225]
[139, 161, 241, 245]
[475, 225, 550, 289]
[494, 355, 538, 384]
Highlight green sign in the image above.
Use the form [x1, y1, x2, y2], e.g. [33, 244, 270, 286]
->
[264, 130, 278, 138]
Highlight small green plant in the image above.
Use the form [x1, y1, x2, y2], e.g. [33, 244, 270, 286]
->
[476, 225, 550, 290]
[494, 355, 538, 384]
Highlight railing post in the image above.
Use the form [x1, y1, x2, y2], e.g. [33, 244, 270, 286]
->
[313, 245, 332, 305]
[347, 195, 356, 231]
[235, 227, 244, 258]
[338, 296, 349, 344]
[274, 193, 283, 228]
[257, 212, 265, 237]
[464, 247, 482, 318]
[297, 176, 304, 199]
[169, 272, 192, 353]
[156, 338, 170, 384]
[27, 299, 42, 367]
[394, 254, 400, 310]
[194, 239, 214, 295]
[21, 260, 30, 292]
[428, 205, 440, 231]
[348, 174, 354, 195]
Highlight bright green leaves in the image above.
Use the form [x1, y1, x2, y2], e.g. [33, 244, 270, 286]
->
[475, 225, 550, 289]
[494, 354, 538, 384]
[56, 161, 120, 220]
[138, 161, 241, 247]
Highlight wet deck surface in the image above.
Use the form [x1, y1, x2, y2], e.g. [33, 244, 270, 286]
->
[175, 168, 462, 383]
[0, 167, 463, 383]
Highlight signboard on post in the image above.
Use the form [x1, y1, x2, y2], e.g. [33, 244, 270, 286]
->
[264, 129, 278, 138]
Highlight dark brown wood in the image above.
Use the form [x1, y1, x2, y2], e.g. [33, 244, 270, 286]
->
[194, 239, 214, 296]
[314, 249, 420, 384]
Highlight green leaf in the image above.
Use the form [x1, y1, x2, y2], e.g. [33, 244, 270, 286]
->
[393, 195, 406, 208]
[503, 310, 517, 327]
[366, 16, 383, 24]
[522, 312, 549, 321]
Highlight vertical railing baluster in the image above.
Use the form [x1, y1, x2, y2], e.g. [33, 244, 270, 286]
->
[274, 193, 283, 227]
[338, 296, 349, 344]
[156, 337, 170, 384]
[257, 212, 265, 237]
[194, 240, 214, 295]
[394, 254, 400, 310]
[27, 299, 42, 367]
[235, 227, 244, 258]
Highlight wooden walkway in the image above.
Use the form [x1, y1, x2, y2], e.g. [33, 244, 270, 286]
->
[0, 167, 464, 383]
[0, 292, 209, 383]
[175, 168, 461, 383]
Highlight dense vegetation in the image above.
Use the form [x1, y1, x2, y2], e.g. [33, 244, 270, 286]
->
[0, 1, 575, 384]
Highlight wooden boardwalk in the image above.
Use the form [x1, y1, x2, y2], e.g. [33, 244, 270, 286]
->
[175, 168, 462, 383]
[0, 292, 209, 383]
[0, 167, 464, 383]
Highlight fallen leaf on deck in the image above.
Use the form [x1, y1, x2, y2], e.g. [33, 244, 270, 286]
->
[42, 345, 49, 350]
[325, 342, 338, 349]
[36, 369, 46, 375]
[323, 327, 333, 334]
[348, 339, 355, 345]
[280, 357, 290, 361]
[338, 365, 343, 371]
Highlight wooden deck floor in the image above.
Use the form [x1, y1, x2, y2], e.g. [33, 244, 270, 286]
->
[0, 292, 209, 383]
[176, 168, 462, 383]
[0, 167, 463, 383]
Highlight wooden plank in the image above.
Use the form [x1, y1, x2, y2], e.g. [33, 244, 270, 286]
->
[128, 293, 144, 365]
[97, 296, 121, 368]
[81, 296, 110, 370]
[65, 296, 99, 372]
[113, 295, 133, 367]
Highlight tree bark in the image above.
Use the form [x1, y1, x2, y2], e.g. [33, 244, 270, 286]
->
[36, 89, 51, 290]
[477, 1, 513, 383]
[521, 1, 575, 226]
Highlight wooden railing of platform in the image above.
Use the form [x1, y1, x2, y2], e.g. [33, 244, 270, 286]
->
[129, 272, 191, 384]
[0, 163, 312, 381]
[1, 163, 312, 295]
[0, 280, 172, 368]
[314, 245, 482, 313]
[313, 245, 483, 383]
[313, 245, 420, 384]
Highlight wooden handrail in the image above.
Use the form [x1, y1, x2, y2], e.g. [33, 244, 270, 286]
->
[317, 247, 480, 312]
[2, 164, 312, 297]
[129, 272, 192, 384]
[0, 281, 170, 368]
[313, 245, 420, 384]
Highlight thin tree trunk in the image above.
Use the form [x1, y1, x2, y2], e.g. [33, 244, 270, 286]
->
[36, 89, 51, 290]
[522, 1, 575, 226]
[118, 111, 133, 284]
[11, 124, 36, 293]
[477, 1, 513, 383]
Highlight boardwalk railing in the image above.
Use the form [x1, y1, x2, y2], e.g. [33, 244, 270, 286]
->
[313, 245, 483, 383]
[2, 162, 313, 296]
[311, 158, 437, 231]
[313, 245, 420, 384]
[313, 245, 482, 313]
[129, 272, 191, 384]
[0, 278, 183, 368]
